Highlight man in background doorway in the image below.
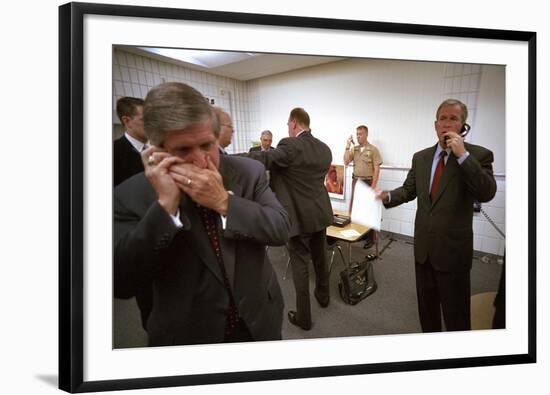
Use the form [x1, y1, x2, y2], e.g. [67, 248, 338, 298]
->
[249, 130, 274, 152]
[343, 124, 383, 253]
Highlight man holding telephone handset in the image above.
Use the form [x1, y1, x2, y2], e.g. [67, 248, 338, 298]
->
[113, 82, 289, 345]
[375, 99, 496, 332]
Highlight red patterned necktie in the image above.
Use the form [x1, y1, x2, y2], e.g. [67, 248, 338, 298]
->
[430, 151, 447, 201]
[198, 206, 240, 339]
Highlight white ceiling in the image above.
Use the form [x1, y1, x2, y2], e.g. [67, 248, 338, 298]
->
[122, 46, 344, 81]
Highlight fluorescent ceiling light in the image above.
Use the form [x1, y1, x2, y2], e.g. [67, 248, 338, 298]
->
[139, 47, 258, 68]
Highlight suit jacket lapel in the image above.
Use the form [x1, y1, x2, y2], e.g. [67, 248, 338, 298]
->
[217, 156, 242, 288]
[422, 146, 437, 206]
[178, 193, 225, 285]
[177, 157, 244, 289]
[431, 153, 459, 206]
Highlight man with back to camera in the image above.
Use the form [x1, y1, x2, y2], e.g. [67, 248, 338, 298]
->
[375, 99, 497, 332]
[247, 108, 333, 331]
[249, 130, 274, 152]
[112, 96, 154, 333]
[343, 124, 383, 255]
[113, 82, 290, 345]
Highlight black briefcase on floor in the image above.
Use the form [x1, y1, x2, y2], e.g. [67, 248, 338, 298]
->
[338, 259, 377, 305]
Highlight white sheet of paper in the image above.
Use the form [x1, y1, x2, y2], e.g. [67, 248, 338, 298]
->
[351, 180, 382, 230]
[340, 229, 361, 238]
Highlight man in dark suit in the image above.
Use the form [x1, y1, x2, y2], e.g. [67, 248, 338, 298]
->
[114, 82, 290, 346]
[113, 97, 147, 187]
[249, 130, 274, 152]
[376, 99, 497, 332]
[113, 96, 155, 333]
[247, 108, 333, 330]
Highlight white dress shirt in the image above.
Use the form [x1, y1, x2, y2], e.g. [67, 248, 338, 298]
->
[124, 132, 148, 153]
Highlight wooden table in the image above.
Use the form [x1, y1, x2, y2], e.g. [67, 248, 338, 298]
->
[326, 210, 378, 270]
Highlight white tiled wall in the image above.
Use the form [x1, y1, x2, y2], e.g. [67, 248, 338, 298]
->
[113, 48, 259, 153]
[441, 63, 482, 130]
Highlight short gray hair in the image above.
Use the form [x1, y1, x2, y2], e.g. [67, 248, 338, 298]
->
[143, 82, 219, 145]
[436, 99, 468, 123]
[212, 106, 229, 123]
[260, 130, 272, 138]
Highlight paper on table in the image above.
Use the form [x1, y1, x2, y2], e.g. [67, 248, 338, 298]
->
[340, 229, 361, 238]
[351, 180, 382, 230]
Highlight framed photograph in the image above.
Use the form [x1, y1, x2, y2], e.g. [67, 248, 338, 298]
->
[325, 164, 346, 199]
[59, 1, 536, 392]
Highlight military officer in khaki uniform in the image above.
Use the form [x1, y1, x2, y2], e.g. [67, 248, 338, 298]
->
[344, 124, 382, 252]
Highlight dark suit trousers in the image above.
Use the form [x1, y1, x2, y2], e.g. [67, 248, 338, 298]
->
[288, 230, 329, 327]
[415, 260, 471, 332]
[135, 287, 153, 332]
[492, 253, 505, 329]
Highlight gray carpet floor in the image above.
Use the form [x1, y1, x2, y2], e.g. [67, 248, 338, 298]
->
[113, 232, 503, 348]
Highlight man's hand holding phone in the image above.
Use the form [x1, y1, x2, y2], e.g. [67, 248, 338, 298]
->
[443, 131, 466, 157]
[346, 135, 355, 150]
[141, 146, 184, 215]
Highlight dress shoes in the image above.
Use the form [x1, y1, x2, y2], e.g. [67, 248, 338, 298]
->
[314, 288, 330, 308]
[363, 239, 374, 249]
[287, 311, 311, 331]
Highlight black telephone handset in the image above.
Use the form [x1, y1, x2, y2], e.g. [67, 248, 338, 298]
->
[460, 123, 471, 138]
[445, 123, 471, 147]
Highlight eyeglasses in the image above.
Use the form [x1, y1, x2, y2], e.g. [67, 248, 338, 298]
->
[221, 124, 234, 130]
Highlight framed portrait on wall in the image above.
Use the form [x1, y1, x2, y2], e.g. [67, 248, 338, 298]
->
[325, 164, 345, 198]
[59, 2, 536, 393]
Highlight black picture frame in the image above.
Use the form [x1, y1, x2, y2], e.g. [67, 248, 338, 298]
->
[59, 1, 537, 393]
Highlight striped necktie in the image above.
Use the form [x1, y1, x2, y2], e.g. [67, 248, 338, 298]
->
[198, 206, 240, 339]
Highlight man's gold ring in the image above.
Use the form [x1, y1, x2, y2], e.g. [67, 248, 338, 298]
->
[147, 155, 155, 166]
